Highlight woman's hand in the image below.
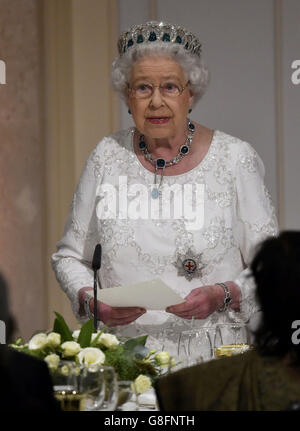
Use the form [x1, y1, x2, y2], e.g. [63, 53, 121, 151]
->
[78, 286, 146, 326]
[94, 300, 146, 327]
[165, 282, 241, 319]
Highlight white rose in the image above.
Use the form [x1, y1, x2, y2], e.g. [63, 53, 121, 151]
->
[28, 333, 48, 351]
[77, 347, 105, 366]
[61, 365, 71, 376]
[61, 341, 81, 358]
[132, 375, 152, 394]
[72, 330, 80, 341]
[169, 357, 176, 368]
[131, 374, 152, 394]
[47, 332, 61, 348]
[44, 353, 60, 371]
[98, 333, 119, 349]
[154, 351, 171, 367]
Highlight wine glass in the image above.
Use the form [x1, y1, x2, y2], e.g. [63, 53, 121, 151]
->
[160, 328, 182, 360]
[79, 364, 105, 411]
[116, 380, 139, 411]
[51, 361, 83, 411]
[214, 323, 251, 357]
[177, 327, 214, 368]
[97, 366, 119, 411]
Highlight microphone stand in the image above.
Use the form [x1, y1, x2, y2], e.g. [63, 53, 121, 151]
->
[92, 244, 102, 332]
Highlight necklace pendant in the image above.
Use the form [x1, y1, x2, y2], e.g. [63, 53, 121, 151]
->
[156, 158, 166, 169]
[173, 248, 204, 281]
[151, 188, 160, 199]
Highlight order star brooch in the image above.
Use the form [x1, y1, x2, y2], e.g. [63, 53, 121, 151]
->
[173, 248, 205, 281]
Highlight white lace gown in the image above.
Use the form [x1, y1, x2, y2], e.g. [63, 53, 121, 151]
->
[51, 127, 278, 351]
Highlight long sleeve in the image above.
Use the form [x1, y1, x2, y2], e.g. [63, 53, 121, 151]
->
[51, 142, 104, 322]
[231, 142, 278, 321]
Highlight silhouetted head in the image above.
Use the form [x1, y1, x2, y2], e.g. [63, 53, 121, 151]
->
[0, 272, 15, 344]
[251, 231, 300, 363]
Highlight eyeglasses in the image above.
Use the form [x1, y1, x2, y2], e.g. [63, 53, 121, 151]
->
[128, 80, 190, 99]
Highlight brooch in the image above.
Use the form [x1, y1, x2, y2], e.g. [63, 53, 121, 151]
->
[173, 248, 204, 281]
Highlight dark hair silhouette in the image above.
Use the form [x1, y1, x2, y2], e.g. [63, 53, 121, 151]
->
[0, 272, 15, 344]
[251, 231, 300, 364]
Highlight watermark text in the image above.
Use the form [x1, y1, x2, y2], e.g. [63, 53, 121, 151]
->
[0, 320, 6, 344]
[95, 176, 205, 230]
[291, 320, 300, 344]
[291, 60, 300, 85]
[0, 60, 6, 84]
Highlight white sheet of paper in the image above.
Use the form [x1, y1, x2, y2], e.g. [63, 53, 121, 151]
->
[91, 279, 184, 310]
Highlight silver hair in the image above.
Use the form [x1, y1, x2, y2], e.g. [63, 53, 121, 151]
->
[111, 42, 210, 106]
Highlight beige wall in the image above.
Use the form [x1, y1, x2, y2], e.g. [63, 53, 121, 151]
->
[0, 0, 46, 339]
[0, 0, 119, 339]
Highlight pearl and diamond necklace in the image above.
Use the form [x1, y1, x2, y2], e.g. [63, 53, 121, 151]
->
[138, 119, 195, 199]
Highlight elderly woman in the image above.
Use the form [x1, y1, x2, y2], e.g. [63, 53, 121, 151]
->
[52, 21, 278, 346]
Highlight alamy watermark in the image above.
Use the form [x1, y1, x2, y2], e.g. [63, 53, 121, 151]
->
[96, 176, 205, 230]
[291, 320, 300, 345]
[0, 320, 6, 344]
[291, 60, 300, 85]
[0, 59, 6, 85]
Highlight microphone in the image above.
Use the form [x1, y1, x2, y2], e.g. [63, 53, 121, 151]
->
[92, 244, 102, 331]
[92, 244, 102, 271]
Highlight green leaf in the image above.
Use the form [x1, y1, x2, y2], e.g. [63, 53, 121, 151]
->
[132, 344, 149, 360]
[104, 346, 140, 381]
[134, 358, 158, 377]
[123, 335, 148, 353]
[13, 337, 23, 346]
[77, 319, 94, 348]
[90, 327, 105, 347]
[53, 312, 73, 343]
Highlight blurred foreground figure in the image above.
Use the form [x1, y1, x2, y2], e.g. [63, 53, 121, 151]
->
[0, 273, 60, 411]
[155, 232, 300, 411]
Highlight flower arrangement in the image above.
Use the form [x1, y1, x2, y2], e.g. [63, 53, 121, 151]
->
[11, 313, 174, 394]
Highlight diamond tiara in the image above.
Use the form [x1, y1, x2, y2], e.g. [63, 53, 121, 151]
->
[118, 21, 202, 57]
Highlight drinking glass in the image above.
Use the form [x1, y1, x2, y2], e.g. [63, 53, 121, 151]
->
[177, 327, 214, 368]
[79, 364, 105, 411]
[117, 380, 139, 411]
[51, 361, 84, 411]
[214, 323, 251, 358]
[160, 328, 181, 360]
[97, 365, 119, 411]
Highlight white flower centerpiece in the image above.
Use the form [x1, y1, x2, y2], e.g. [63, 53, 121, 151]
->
[11, 312, 174, 397]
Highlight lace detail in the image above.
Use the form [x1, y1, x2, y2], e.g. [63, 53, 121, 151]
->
[206, 186, 235, 208]
[238, 153, 258, 173]
[202, 217, 236, 250]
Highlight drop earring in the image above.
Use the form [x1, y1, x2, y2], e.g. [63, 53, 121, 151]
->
[188, 108, 192, 113]
[128, 109, 132, 115]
